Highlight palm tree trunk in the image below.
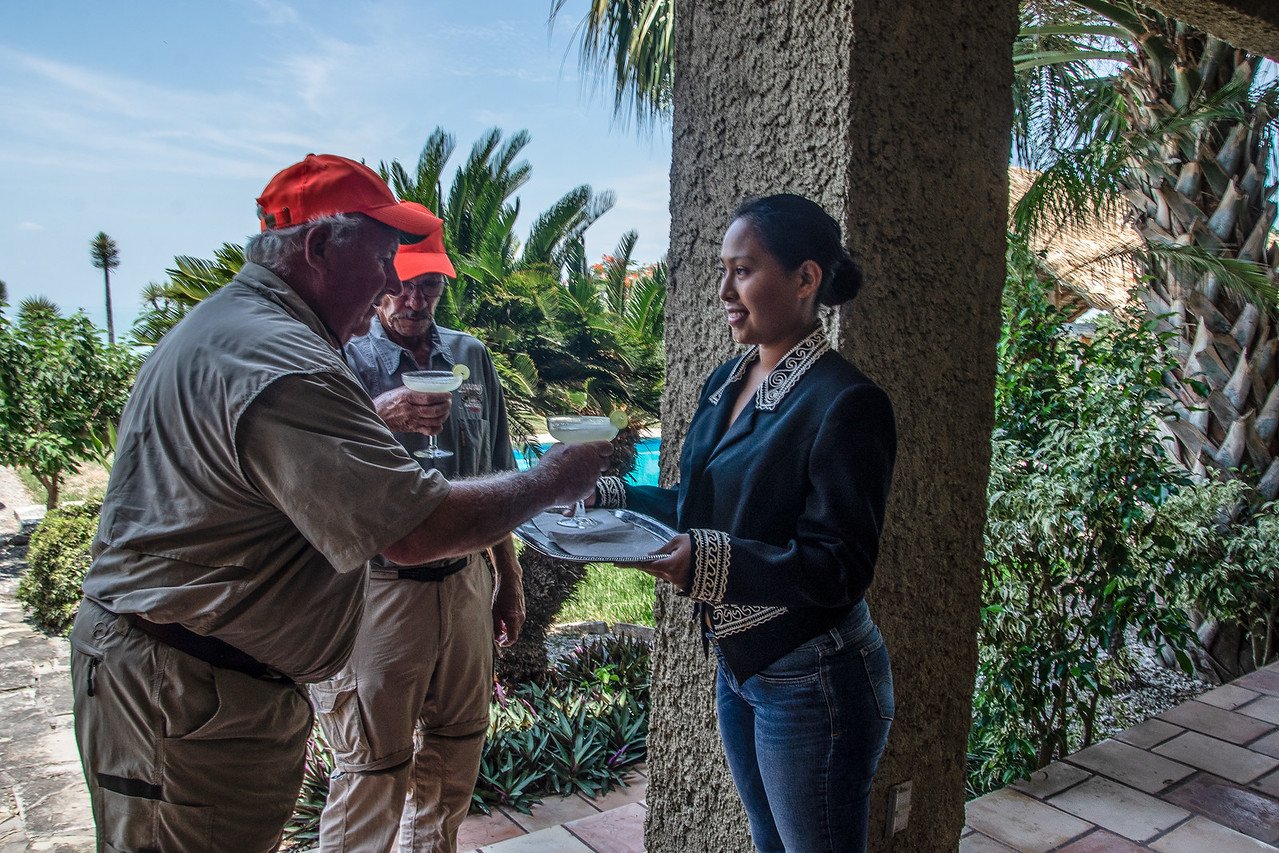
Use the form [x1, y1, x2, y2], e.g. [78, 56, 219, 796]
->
[103, 269, 115, 345]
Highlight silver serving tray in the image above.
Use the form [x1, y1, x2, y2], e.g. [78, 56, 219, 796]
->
[514, 509, 676, 563]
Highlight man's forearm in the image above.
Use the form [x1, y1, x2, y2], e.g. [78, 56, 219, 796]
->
[383, 464, 570, 565]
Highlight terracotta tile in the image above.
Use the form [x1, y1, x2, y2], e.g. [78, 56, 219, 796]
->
[1149, 816, 1278, 852]
[1251, 730, 1279, 760]
[1161, 772, 1279, 843]
[1116, 718, 1184, 750]
[1065, 738, 1195, 794]
[457, 810, 525, 851]
[1057, 828, 1149, 852]
[1153, 731, 1279, 784]
[1251, 768, 1279, 799]
[964, 788, 1094, 852]
[585, 777, 648, 810]
[565, 801, 646, 853]
[482, 825, 593, 852]
[1232, 668, 1279, 698]
[1157, 700, 1275, 745]
[1048, 776, 1189, 842]
[504, 794, 600, 833]
[1236, 696, 1279, 725]
[1012, 761, 1092, 799]
[1198, 684, 1262, 711]
[958, 832, 1018, 852]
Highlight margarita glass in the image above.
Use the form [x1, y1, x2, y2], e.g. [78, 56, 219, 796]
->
[547, 414, 623, 528]
[402, 366, 467, 459]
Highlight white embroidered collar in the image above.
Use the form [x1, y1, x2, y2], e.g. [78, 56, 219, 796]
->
[708, 327, 830, 411]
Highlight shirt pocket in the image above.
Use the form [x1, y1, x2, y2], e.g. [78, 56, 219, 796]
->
[456, 412, 491, 475]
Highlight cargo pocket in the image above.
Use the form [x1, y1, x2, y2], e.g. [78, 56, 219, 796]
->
[97, 784, 212, 852]
[310, 677, 370, 763]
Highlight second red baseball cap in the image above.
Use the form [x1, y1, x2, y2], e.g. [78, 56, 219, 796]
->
[256, 154, 442, 237]
[395, 222, 456, 281]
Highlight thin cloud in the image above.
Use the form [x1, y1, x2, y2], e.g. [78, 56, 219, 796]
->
[17, 222, 43, 231]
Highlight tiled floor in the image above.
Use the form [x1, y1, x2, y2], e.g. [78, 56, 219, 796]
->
[460, 664, 1279, 853]
[963, 661, 1279, 851]
[458, 766, 647, 853]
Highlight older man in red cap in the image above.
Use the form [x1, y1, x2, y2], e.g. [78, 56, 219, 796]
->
[312, 217, 523, 852]
[69, 154, 610, 853]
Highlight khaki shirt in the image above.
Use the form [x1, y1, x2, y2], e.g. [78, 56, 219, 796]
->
[82, 263, 449, 682]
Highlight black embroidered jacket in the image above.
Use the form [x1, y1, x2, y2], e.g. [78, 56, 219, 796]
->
[598, 328, 897, 682]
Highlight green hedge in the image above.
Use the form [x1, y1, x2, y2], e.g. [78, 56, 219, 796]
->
[16, 501, 100, 635]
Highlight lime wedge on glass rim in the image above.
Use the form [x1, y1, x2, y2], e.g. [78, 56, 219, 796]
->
[608, 410, 629, 430]
[452, 363, 470, 381]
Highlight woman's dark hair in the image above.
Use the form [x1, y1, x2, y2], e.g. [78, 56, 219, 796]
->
[732, 194, 864, 306]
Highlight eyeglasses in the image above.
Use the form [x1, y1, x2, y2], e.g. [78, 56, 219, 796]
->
[399, 277, 448, 295]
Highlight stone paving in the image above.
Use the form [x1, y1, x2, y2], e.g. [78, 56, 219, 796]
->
[0, 537, 94, 851]
[963, 662, 1279, 851]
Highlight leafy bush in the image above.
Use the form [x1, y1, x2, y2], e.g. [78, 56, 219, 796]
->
[969, 246, 1197, 795]
[1154, 480, 1279, 673]
[285, 634, 651, 838]
[16, 501, 101, 635]
[0, 298, 137, 508]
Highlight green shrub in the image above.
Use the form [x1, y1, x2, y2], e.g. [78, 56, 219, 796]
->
[969, 246, 1197, 796]
[16, 500, 100, 635]
[285, 634, 651, 838]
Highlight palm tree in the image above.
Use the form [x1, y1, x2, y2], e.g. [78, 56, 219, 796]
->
[89, 232, 120, 344]
[1011, 3, 1278, 491]
[549, 0, 674, 130]
[131, 242, 246, 345]
[1009, 1, 1278, 675]
[380, 127, 624, 440]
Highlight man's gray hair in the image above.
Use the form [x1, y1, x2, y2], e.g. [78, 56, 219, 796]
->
[244, 212, 368, 276]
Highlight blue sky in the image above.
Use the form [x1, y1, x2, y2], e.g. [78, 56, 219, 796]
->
[0, 0, 672, 332]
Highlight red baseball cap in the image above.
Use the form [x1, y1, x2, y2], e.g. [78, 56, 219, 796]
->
[395, 221, 456, 281]
[256, 154, 442, 237]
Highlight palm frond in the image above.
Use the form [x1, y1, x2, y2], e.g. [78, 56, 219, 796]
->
[550, 0, 674, 131]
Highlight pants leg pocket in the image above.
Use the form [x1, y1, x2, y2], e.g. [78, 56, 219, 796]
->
[310, 676, 372, 766]
[97, 785, 212, 852]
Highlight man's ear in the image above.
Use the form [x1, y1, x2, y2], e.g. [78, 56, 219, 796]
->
[797, 259, 822, 301]
[302, 222, 334, 271]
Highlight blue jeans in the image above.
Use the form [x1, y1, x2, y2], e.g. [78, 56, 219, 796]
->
[715, 602, 894, 853]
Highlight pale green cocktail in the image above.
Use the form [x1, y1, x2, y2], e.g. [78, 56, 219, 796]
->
[547, 416, 619, 528]
[403, 369, 466, 460]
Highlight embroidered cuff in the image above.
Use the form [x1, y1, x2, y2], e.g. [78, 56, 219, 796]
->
[687, 528, 730, 604]
[595, 476, 627, 509]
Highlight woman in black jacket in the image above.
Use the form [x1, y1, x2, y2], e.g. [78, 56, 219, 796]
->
[597, 194, 896, 852]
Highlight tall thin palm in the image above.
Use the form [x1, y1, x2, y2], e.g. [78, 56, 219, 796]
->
[89, 232, 120, 344]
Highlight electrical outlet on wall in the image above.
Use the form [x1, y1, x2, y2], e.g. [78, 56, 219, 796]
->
[884, 780, 912, 838]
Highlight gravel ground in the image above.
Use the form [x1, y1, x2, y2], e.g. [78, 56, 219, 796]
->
[1091, 629, 1213, 739]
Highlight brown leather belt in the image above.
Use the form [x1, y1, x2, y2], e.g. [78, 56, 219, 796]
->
[128, 615, 292, 685]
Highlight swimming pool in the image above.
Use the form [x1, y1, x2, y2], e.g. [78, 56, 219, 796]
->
[514, 436, 661, 486]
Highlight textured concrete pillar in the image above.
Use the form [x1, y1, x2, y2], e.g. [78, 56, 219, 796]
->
[644, 1, 1017, 850]
[1145, 0, 1279, 58]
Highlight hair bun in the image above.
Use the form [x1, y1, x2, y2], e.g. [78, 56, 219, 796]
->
[819, 248, 863, 306]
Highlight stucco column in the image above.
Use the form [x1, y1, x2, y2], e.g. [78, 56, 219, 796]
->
[644, 1, 1018, 850]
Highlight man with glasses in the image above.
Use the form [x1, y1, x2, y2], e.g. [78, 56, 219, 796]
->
[314, 224, 523, 852]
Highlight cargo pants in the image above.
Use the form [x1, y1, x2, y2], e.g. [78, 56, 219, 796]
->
[312, 554, 494, 853]
[69, 599, 313, 852]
